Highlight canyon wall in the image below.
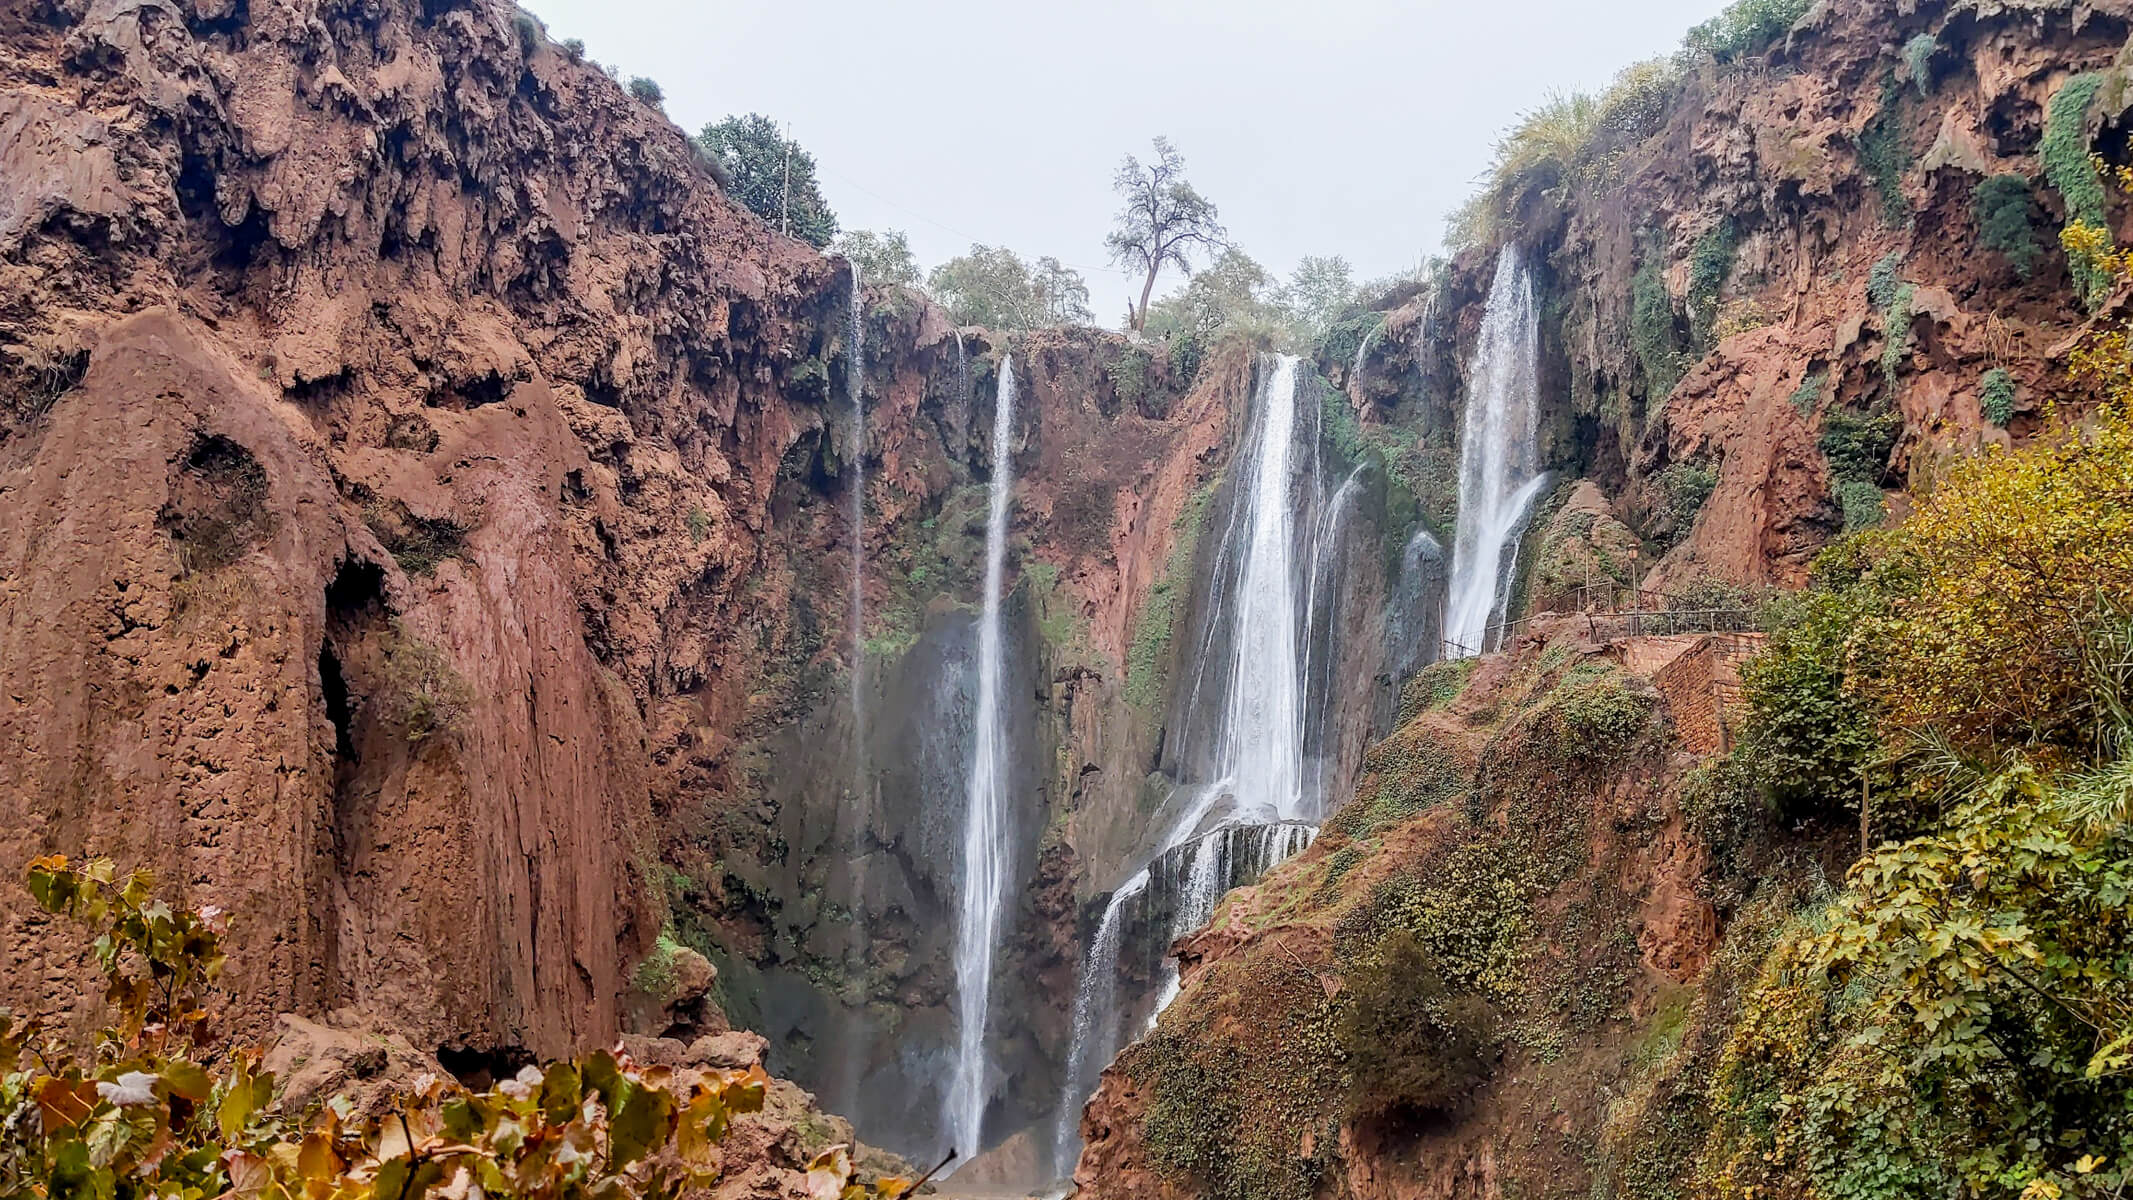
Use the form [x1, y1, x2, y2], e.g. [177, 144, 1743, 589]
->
[1077, 0, 2133, 1195]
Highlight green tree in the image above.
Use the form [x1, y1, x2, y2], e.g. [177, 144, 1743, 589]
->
[696, 114, 839, 249]
[1034, 256, 1094, 325]
[926, 245, 1090, 331]
[1279, 255, 1360, 343]
[832, 229, 921, 288]
[1106, 137, 1227, 331]
[1143, 248, 1287, 346]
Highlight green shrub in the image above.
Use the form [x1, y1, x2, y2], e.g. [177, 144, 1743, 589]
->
[687, 506, 711, 544]
[377, 620, 476, 745]
[1680, 0, 1813, 63]
[1167, 331, 1206, 385]
[1980, 366, 2017, 426]
[1972, 173, 2041, 277]
[560, 37, 585, 61]
[1541, 672, 1657, 760]
[631, 929, 684, 998]
[1337, 931, 1498, 1124]
[1654, 460, 1719, 545]
[1864, 248, 1904, 310]
[1835, 478, 1886, 531]
[626, 76, 664, 108]
[1788, 370, 1825, 416]
[1901, 33, 1937, 94]
[2044, 72, 2111, 308]
[1878, 282, 1915, 386]
[1857, 76, 1911, 225]
[1819, 406, 1900, 484]
[1107, 345, 1155, 411]
[511, 10, 542, 56]
[1733, 574, 1888, 821]
[1400, 657, 1478, 723]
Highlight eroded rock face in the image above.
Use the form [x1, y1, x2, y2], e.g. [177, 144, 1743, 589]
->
[0, 0, 917, 1061]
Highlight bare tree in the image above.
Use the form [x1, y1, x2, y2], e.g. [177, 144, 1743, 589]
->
[1106, 138, 1226, 332]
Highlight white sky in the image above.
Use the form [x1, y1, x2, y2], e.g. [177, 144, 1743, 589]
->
[523, 0, 1728, 321]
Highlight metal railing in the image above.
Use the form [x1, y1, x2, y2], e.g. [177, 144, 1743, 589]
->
[1442, 600, 1763, 659]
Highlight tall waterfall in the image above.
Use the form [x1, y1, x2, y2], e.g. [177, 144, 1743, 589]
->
[945, 356, 1018, 1163]
[1444, 245, 1546, 659]
[1052, 354, 1328, 1174]
[847, 268, 868, 790]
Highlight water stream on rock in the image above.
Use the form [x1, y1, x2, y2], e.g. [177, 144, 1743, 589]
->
[1444, 245, 1547, 659]
[945, 356, 1018, 1165]
[847, 267, 869, 800]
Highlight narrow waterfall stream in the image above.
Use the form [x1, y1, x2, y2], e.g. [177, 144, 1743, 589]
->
[1444, 245, 1547, 659]
[946, 356, 1018, 1164]
[1052, 353, 1332, 1172]
[847, 267, 869, 813]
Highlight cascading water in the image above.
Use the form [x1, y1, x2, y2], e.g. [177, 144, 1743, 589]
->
[945, 356, 1018, 1164]
[1444, 245, 1547, 659]
[1051, 354, 1328, 1173]
[847, 267, 869, 807]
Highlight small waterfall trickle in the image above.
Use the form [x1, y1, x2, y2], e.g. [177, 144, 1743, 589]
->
[945, 356, 1018, 1165]
[1052, 869, 1147, 1173]
[1444, 245, 1546, 659]
[847, 268, 869, 791]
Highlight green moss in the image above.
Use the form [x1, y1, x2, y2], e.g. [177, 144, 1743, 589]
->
[1878, 282, 1915, 386]
[1980, 366, 2017, 427]
[686, 506, 710, 544]
[1687, 219, 1741, 347]
[1632, 233, 1688, 403]
[1857, 74, 1911, 226]
[1399, 657, 1478, 724]
[1126, 482, 1215, 710]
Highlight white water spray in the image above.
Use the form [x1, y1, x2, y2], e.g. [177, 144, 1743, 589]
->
[1444, 246, 1545, 658]
[946, 356, 1018, 1163]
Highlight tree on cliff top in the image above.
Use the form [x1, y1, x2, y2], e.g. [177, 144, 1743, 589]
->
[927, 245, 1092, 330]
[697, 114, 839, 249]
[1106, 137, 1226, 332]
[833, 229, 922, 288]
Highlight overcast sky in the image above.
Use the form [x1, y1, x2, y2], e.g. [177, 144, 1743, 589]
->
[524, 0, 1726, 321]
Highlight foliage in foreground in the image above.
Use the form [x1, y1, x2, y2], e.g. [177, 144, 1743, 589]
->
[0, 857, 906, 1200]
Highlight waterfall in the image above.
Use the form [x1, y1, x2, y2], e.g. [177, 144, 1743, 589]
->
[847, 268, 868, 790]
[945, 356, 1018, 1163]
[1052, 869, 1147, 1173]
[1050, 354, 1325, 1174]
[1209, 352, 1306, 823]
[1444, 246, 1546, 659]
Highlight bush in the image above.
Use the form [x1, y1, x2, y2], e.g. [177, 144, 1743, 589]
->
[0, 857, 881, 1200]
[626, 75, 664, 108]
[511, 10, 542, 56]
[1878, 282, 1915, 386]
[2044, 73, 2112, 309]
[1857, 76, 1911, 225]
[1733, 570, 1890, 821]
[1788, 370, 1825, 416]
[560, 37, 585, 61]
[1835, 477, 1886, 531]
[1679, 0, 1813, 63]
[1980, 366, 2017, 426]
[1901, 32, 1937, 94]
[1337, 931, 1498, 1124]
[377, 621, 475, 745]
[1864, 248, 1905, 310]
[1972, 173, 2041, 277]
[1818, 405, 1899, 486]
[1654, 460, 1718, 545]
